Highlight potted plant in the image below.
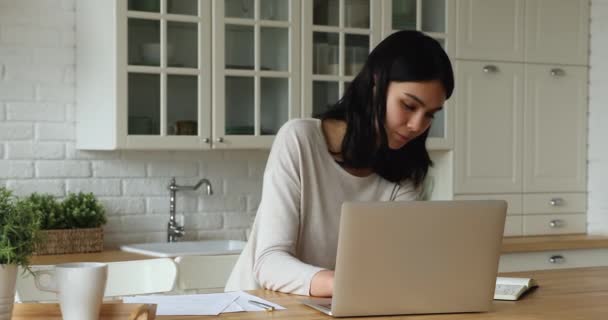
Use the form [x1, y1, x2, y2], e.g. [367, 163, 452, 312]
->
[27, 192, 107, 255]
[0, 187, 41, 320]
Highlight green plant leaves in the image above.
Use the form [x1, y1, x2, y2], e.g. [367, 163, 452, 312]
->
[0, 187, 41, 267]
[23, 192, 107, 230]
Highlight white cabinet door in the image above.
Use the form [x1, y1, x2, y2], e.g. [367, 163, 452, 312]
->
[454, 61, 524, 194]
[381, 0, 455, 150]
[523, 65, 587, 192]
[212, 0, 301, 149]
[77, 0, 214, 150]
[455, 0, 525, 62]
[525, 0, 589, 65]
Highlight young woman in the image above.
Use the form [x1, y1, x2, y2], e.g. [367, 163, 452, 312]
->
[225, 30, 454, 297]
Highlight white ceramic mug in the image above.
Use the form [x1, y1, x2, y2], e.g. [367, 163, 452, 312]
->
[34, 262, 108, 320]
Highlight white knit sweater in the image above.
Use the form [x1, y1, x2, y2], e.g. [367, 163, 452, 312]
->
[225, 118, 419, 295]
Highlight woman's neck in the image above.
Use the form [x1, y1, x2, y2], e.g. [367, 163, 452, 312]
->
[321, 119, 374, 177]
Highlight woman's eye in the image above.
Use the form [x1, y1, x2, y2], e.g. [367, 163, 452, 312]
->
[402, 103, 415, 111]
[426, 113, 435, 119]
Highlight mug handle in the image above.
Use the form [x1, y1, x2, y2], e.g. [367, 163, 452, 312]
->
[33, 269, 57, 292]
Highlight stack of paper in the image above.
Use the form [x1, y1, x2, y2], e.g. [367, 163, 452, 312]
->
[123, 291, 285, 316]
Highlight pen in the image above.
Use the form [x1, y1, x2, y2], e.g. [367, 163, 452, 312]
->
[248, 299, 275, 312]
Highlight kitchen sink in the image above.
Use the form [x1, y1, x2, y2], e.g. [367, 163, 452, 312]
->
[120, 240, 246, 258]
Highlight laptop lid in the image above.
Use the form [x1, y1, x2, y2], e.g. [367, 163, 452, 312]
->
[331, 200, 506, 317]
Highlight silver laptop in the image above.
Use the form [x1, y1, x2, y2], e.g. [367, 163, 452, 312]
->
[302, 200, 507, 317]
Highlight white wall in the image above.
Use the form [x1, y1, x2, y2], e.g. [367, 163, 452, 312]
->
[588, 0, 608, 234]
[0, 0, 266, 248]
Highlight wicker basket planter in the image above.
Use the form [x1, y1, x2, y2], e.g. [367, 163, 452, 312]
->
[33, 228, 104, 255]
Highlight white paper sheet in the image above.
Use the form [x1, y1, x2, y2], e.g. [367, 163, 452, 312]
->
[123, 291, 285, 316]
[222, 291, 287, 313]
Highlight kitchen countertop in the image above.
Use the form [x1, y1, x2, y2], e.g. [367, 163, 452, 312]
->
[30, 250, 151, 265]
[501, 234, 608, 253]
[30, 234, 608, 265]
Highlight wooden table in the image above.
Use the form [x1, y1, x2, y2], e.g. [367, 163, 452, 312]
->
[164, 267, 608, 319]
[14, 266, 608, 319]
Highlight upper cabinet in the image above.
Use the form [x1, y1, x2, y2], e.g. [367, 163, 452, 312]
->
[524, 0, 589, 65]
[299, 0, 455, 150]
[301, 0, 382, 119]
[382, 0, 455, 149]
[77, 0, 300, 150]
[455, 0, 525, 62]
[455, 0, 589, 65]
[212, 0, 301, 149]
[77, 0, 453, 150]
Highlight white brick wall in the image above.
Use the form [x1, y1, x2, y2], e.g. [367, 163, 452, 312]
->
[588, 0, 608, 234]
[0, 0, 266, 247]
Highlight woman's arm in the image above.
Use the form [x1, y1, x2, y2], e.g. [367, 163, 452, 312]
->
[252, 121, 327, 296]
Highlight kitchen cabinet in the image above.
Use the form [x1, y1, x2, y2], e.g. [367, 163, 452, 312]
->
[453, 61, 524, 194]
[455, 0, 589, 65]
[212, 0, 301, 149]
[524, 0, 589, 65]
[499, 248, 608, 272]
[77, 0, 300, 150]
[452, 0, 589, 236]
[300, 0, 455, 151]
[77, 0, 454, 150]
[455, 0, 525, 62]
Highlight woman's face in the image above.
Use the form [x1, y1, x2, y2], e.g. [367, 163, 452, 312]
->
[384, 80, 446, 150]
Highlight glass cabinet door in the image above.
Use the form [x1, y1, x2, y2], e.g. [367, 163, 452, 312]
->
[303, 0, 381, 118]
[124, 0, 212, 149]
[384, 0, 454, 149]
[213, 0, 301, 149]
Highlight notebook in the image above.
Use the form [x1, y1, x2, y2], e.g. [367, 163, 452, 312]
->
[494, 277, 538, 301]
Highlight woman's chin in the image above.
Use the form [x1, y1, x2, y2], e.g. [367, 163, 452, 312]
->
[388, 141, 407, 150]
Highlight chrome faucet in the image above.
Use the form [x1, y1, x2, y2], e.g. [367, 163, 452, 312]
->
[168, 177, 213, 242]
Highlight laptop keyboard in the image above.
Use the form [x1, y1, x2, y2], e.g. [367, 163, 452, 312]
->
[319, 303, 332, 309]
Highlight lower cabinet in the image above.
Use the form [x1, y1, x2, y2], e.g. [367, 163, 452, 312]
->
[174, 254, 239, 293]
[454, 193, 587, 236]
[499, 249, 608, 272]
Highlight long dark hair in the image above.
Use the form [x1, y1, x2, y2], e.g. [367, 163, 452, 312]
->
[316, 30, 454, 187]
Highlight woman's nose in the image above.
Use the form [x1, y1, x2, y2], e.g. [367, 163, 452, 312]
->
[407, 113, 426, 134]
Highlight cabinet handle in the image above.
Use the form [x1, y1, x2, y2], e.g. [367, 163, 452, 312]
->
[482, 65, 498, 73]
[549, 198, 564, 206]
[203, 138, 210, 143]
[216, 137, 224, 143]
[549, 219, 564, 228]
[549, 255, 565, 264]
[550, 68, 565, 77]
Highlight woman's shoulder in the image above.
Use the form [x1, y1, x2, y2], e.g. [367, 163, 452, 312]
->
[278, 118, 321, 135]
[274, 118, 323, 145]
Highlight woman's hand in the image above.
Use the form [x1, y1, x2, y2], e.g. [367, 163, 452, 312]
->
[310, 270, 335, 297]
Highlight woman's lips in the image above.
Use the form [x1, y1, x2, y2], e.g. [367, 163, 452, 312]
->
[396, 132, 410, 143]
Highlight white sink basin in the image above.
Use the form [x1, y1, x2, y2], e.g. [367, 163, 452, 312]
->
[120, 240, 246, 258]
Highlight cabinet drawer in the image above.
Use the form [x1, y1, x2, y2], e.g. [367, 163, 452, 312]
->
[499, 249, 608, 272]
[523, 193, 586, 214]
[523, 214, 586, 235]
[454, 194, 522, 215]
[504, 215, 522, 237]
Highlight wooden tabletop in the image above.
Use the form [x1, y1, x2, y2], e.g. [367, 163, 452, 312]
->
[160, 267, 608, 319]
[13, 267, 608, 319]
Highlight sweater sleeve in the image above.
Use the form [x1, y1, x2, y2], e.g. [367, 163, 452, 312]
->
[252, 121, 325, 296]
